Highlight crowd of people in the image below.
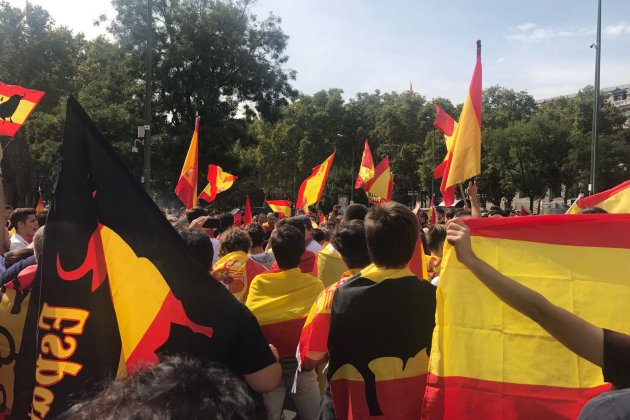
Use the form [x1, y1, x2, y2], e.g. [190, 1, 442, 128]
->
[1, 176, 626, 420]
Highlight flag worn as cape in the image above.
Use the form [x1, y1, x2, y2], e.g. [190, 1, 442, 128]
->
[327, 264, 436, 420]
[567, 180, 630, 214]
[364, 156, 393, 205]
[199, 165, 238, 203]
[408, 233, 429, 280]
[174, 116, 200, 208]
[0, 82, 45, 137]
[16, 98, 275, 418]
[316, 244, 347, 288]
[423, 214, 630, 419]
[438, 41, 482, 206]
[246, 268, 323, 358]
[296, 152, 335, 209]
[212, 251, 266, 303]
[267, 200, 292, 218]
[355, 139, 375, 189]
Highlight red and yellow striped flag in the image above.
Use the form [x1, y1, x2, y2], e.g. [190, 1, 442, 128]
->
[438, 41, 482, 206]
[35, 187, 44, 214]
[296, 152, 335, 209]
[423, 214, 630, 419]
[199, 164, 238, 203]
[355, 139, 375, 189]
[244, 195, 252, 225]
[267, 200, 292, 218]
[567, 180, 630, 214]
[174, 116, 199, 208]
[433, 105, 457, 180]
[246, 268, 324, 358]
[364, 157, 393, 204]
[0, 82, 45, 137]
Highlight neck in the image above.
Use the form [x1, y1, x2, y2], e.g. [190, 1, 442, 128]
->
[250, 246, 264, 254]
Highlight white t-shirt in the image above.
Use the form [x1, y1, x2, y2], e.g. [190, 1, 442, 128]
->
[306, 239, 323, 254]
[9, 233, 29, 252]
[210, 238, 220, 266]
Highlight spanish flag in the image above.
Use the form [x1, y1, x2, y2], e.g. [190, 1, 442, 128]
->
[364, 156, 393, 205]
[267, 200, 292, 218]
[567, 180, 630, 214]
[244, 195, 252, 225]
[428, 197, 437, 226]
[432, 105, 457, 180]
[246, 268, 324, 358]
[212, 251, 267, 303]
[35, 187, 44, 214]
[423, 214, 630, 419]
[14, 98, 273, 418]
[174, 116, 199, 208]
[316, 244, 348, 287]
[438, 41, 482, 206]
[296, 152, 335, 210]
[355, 139, 375, 189]
[199, 164, 238, 203]
[0, 82, 45, 137]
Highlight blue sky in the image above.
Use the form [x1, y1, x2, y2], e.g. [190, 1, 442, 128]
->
[10, 0, 630, 103]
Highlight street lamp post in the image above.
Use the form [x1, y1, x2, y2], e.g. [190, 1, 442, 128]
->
[337, 133, 354, 202]
[143, 0, 153, 194]
[589, 0, 602, 195]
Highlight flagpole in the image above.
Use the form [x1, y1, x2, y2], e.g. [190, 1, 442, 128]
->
[589, 0, 602, 195]
[143, 0, 153, 194]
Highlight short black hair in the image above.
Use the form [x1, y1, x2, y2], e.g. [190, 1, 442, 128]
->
[177, 227, 214, 271]
[312, 228, 325, 244]
[332, 220, 371, 270]
[343, 204, 368, 222]
[36, 210, 48, 227]
[219, 228, 252, 256]
[217, 212, 234, 234]
[271, 225, 305, 269]
[246, 223, 266, 248]
[184, 206, 208, 224]
[58, 356, 254, 420]
[10, 208, 36, 228]
[579, 207, 608, 214]
[276, 217, 306, 236]
[365, 201, 418, 268]
[427, 225, 447, 253]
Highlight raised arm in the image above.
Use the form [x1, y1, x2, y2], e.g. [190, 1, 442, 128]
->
[446, 218, 603, 367]
[467, 181, 482, 218]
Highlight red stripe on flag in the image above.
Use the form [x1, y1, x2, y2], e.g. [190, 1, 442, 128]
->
[261, 316, 308, 358]
[422, 374, 611, 420]
[0, 83, 45, 103]
[577, 180, 630, 209]
[469, 40, 483, 126]
[433, 104, 456, 136]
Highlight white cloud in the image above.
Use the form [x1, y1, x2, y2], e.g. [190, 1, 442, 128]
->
[506, 23, 592, 43]
[517, 22, 537, 32]
[604, 22, 630, 38]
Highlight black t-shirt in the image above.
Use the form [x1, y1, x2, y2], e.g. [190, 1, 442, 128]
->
[603, 329, 630, 389]
[226, 305, 278, 375]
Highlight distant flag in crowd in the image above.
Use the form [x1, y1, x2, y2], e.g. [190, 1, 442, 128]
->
[432, 104, 457, 181]
[266, 200, 292, 218]
[567, 180, 630, 214]
[244, 195, 252, 225]
[407, 233, 428, 281]
[174, 116, 199, 209]
[9, 97, 257, 418]
[355, 139, 375, 189]
[424, 214, 630, 419]
[436, 41, 482, 206]
[428, 197, 437, 226]
[296, 151, 335, 210]
[35, 187, 44, 214]
[199, 164, 238, 203]
[364, 156, 393, 205]
[319, 212, 326, 224]
[0, 82, 45, 137]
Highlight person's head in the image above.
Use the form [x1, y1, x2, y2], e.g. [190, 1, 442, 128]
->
[453, 209, 471, 218]
[579, 207, 608, 214]
[343, 203, 368, 223]
[10, 208, 38, 241]
[270, 225, 305, 269]
[4, 248, 34, 269]
[177, 227, 214, 271]
[36, 210, 48, 227]
[427, 225, 447, 258]
[258, 213, 268, 224]
[184, 206, 208, 224]
[217, 212, 234, 234]
[312, 228, 326, 245]
[436, 207, 446, 222]
[4, 205, 13, 222]
[219, 228, 252, 256]
[365, 201, 418, 268]
[332, 220, 371, 270]
[58, 356, 254, 420]
[33, 226, 45, 262]
[418, 212, 428, 225]
[295, 215, 313, 243]
[267, 212, 277, 228]
[445, 208, 457, 221]
[246, 223, 266, 250]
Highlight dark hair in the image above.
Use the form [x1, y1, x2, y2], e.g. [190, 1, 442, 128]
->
[5, 248, 34, 269]
[427, 225, 447, 253]
[343, 204, 368, 222]
[177, 227, 214, 270]
[219, 228, 252, 256]
[436, 207, 445, 216]
[365, 201, 418, 268]
[445, 209, 457, 220]
[36, 210, 48, 227]
[579, 207, 608, 214]
[185, 206, 208, 224]
[296, 215, 313, 231]
[58, 356, 254, 420]
[332, 220, 371, 270]
[217, 213, 234, 234]
[312, 228, 325, 244]
[418, 212, 428, 222]
[453, 210, 471, 218]
[276, 217, 306, 236]
[271, 225, 305, 269]
[246, 223, 266, 248]
[10, 208, 36, 228]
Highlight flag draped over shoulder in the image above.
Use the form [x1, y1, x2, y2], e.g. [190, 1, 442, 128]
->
[423, 214, 630, 420]
[0, 82, 45, 137]
[267, 200, 292, 218]
[199, 164, 238, 203]
[212, 251, 266, 303]
[174, 116, 200, 208]
[296, 152, 335, 209]
[567, 180, 630, 214]
[16, 98, 267, 419]
[438, 41, 482, 206]
[316, 244, 347, 287]
[355, 139, 375, 189]
[364, 157, 393, 205]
